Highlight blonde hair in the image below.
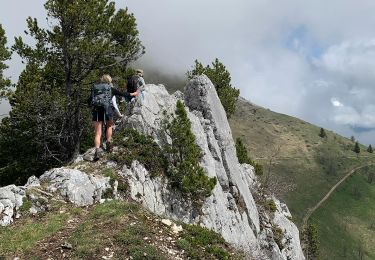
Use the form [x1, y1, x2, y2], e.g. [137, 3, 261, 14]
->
[136, 69, 144, 76]
[100, 74, 112, 84]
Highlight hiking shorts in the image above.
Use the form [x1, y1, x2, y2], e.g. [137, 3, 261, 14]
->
[92, 107, 113, 122]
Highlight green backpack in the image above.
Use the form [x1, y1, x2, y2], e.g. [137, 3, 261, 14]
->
[91, 83, 112, 109]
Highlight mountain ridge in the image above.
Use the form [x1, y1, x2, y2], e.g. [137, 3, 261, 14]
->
[0, 76, 305, 260]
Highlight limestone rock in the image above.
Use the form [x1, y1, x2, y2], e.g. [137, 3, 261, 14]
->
[24, 176, 40, 188]
[39, 168, 111, 206]
[273, 197, 305, 260]
[0, 185, 26, 226]
[119, 76, 305, 259]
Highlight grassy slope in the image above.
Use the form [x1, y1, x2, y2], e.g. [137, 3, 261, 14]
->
[229, 98, 375, 259]
[311, 168, 375, 260]
[0, 200, 240, 260]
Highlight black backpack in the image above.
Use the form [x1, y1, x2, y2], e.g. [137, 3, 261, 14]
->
[91, 83, 112, 109]
[127, 75, 141, 93]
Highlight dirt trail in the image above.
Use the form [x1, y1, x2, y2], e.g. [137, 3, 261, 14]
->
[302, 163, 372, 225]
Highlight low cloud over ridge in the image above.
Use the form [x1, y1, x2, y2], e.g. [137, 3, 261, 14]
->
[2, 0, 375, 144]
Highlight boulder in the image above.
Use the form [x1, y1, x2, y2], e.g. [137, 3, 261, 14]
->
[39, 168, 111, 206]
[0, 185, 26, 226]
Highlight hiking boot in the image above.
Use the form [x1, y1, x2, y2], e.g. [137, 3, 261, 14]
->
[93, 148, 100, 161]
[106, 140, 112, 153]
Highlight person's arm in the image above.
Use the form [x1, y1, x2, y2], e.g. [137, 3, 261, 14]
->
[111, 96, 122, 117]
[111, 87, 127, 97]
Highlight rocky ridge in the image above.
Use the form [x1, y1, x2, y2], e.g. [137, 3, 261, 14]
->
[0, 75, 304, 260]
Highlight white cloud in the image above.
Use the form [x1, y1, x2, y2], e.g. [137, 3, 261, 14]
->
[2, 0, 375, 144]
[331, 98, 344, 107]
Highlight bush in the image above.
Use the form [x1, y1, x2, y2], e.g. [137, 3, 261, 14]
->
[264, 199, 277, 213]
[319, 128, 327, 138]
[110, 128, 168, 177]
[303, 223, 320, 259]
[177, 223, 231, 260]
[163, 100, 217, 201]
[272, 224, 285, 250]
[235, 138, 263, 175]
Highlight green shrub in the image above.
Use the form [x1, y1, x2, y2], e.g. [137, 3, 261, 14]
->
[264, 199, 277, 213]
[110, 128, 168, 177]
[235, 138, 263, 175]
[101, 168, 128, 194]
[19, 197, 32, 213]
[177, 223, 231, 260]
[163, 100, 217, 201]
[272, 224, 284, 250]
[302, 223, 320, 259]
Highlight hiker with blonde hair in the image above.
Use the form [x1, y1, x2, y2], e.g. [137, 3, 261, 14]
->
[88, 74, 128, 161]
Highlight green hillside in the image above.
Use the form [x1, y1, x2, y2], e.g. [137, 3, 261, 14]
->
[311, 167, 375, 259]
[229, 97, 375, 259]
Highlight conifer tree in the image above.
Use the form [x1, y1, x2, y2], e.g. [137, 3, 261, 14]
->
[319, 128, 327, 138]
[236, 138, 252, 165]
[0, 1, 144, 185]
[187, 58, 240, 118]
[164, 100, 217, 200]
[235, 137, 263, 175]
[0, 24, 11, 98]
[367, 144, 373, 153]
[303, 223, 320, 259]
[354, 141, 361, 155]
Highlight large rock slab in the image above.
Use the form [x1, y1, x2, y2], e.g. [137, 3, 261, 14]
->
[39, 168, 111, 207]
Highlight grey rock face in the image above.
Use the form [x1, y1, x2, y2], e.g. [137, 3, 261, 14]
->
[39, 168, 111, 206]
[273, 197, 305, 260]
[0, 185, 26, 226]
[119, 76, 305, 259]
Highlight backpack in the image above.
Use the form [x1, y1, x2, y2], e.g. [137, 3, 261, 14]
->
[127, 75, 141, 93]
[91, 83, 112, 109]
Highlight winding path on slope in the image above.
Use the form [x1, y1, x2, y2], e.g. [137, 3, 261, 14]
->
[302, 163, 372, 225]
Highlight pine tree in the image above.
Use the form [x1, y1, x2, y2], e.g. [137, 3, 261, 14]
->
[0, 24, 11, 98]
[367, 144, 373, 153]
[303, 223, 320, 259]
[164, 100, 217, 200]
[235, 138, 263, 175]
[319, 128, 327, 138]
[187, 58, 240, 118]
[236, 138, 252, 165]
[0, 1, 144, 185]
[354, 141, 361, 155]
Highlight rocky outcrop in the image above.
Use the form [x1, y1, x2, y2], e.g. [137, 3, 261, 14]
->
[119, 75, 304, 259]
[0, 168, 111, 226]
[40, 168, 111, 207]
[0, 75, 304, 259]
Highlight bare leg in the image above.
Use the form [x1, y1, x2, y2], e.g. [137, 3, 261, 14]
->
[106, 120, 113, 142]
[94, 121, 102, 148]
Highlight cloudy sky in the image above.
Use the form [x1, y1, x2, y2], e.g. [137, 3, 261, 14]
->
[1, 0, 375, 145]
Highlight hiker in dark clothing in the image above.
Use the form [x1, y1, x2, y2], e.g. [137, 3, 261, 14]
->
[88, 74, 134, 161]
[125, 69, 145, 103]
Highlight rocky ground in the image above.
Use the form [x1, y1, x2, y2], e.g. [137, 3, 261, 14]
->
[1, 199, 241, 260]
